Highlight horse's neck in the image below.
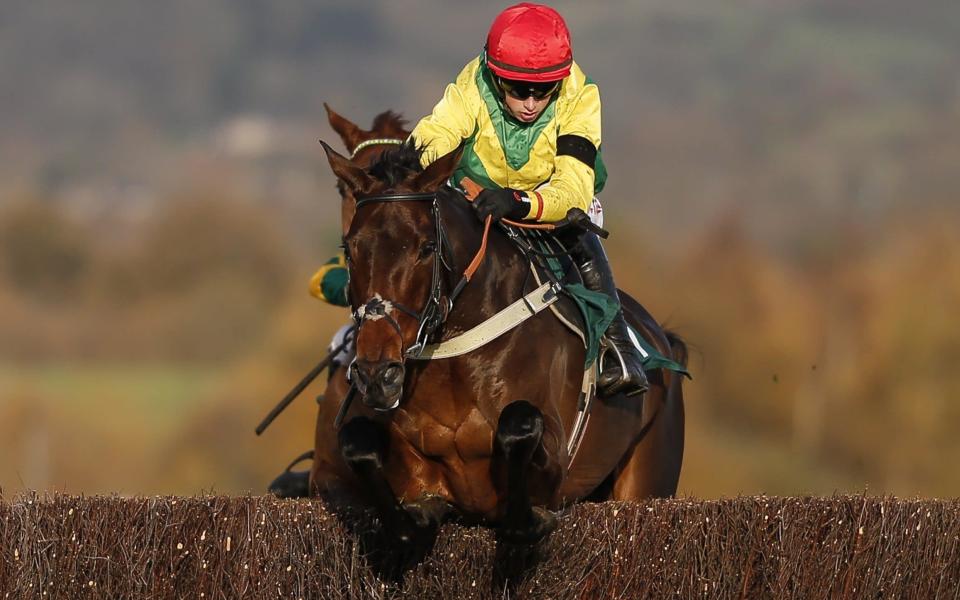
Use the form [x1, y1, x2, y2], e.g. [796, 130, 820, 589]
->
[441, 201, 527, 335]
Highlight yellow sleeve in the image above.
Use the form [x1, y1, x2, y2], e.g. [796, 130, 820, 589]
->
[526, 82, 602, 222]
[410, 62, 480, 167]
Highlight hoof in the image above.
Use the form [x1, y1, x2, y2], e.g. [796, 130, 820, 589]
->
[496, 506, 558, 546]
[267, 470, 310, 498]
[404, 496, 456, 529]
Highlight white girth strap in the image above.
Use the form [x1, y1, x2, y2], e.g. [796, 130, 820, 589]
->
[410, 282, 559, 360]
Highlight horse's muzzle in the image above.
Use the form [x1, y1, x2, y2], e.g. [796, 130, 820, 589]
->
[352, 360, 405, 411]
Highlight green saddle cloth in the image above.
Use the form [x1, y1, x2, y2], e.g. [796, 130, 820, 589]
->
[530, 239, 688, 376]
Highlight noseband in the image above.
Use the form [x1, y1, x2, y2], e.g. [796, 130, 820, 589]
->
[349, 191, 449, 358]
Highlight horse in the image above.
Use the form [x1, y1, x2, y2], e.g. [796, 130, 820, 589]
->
[313, 134, 688, 573]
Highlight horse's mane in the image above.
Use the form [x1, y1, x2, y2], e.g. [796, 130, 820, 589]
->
[367, 141, 424, 187]
[370, 111, 409, 138]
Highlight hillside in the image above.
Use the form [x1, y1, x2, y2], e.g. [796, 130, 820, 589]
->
[2, 1, 958, 246]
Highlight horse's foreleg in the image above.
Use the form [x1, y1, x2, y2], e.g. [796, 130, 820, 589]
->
[309, 368, 356, 504]
[338, 417, 421, 542]
[338, 416, 453, 579]
[493, 400, 558, 545]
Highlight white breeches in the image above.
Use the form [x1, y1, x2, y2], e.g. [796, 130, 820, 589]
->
[587, 196, 603, 228]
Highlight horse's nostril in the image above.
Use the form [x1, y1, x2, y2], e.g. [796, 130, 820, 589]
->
[351, 363, 369, 384]
[381, 364, 405, 386]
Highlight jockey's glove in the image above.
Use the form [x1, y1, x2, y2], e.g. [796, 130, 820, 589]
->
[473, 188, 531, 222]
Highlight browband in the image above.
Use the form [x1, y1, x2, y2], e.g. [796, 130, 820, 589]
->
[355, 192, 437, 210]
[349, 138, 405, 159]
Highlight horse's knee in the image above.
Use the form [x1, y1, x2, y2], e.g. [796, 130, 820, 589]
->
[496, 400, 544, 461]
[338, 417, 388, 473]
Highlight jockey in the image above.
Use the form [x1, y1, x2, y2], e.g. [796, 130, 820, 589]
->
[310, 2, 647, 397]
[409, 2, 648, 396]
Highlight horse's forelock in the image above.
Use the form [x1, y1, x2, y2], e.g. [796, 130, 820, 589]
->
[367, 141, 425, 188]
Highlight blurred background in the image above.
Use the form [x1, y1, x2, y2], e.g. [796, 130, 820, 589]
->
[1, 0, 959, 499]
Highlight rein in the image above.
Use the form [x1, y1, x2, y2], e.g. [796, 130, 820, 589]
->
[453, 177, 609, 290]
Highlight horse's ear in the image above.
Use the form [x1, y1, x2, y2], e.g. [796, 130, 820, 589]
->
[324, 103, 365, 153]
[320, 140, 373, 195]
[412, 142, 465, 191]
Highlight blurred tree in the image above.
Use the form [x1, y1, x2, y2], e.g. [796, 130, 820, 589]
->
[134, 189, 294, 304]
[0, 199, 93, 304]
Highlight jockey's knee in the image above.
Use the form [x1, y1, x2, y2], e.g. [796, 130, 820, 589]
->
[328, 323, 356, 370]
[587, 196, 603, 228]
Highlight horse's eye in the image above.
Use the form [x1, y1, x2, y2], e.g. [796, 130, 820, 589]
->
[418, 241, 436, 260]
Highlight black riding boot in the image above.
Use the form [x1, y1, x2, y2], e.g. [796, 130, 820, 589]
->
[574, 234, 649, 397]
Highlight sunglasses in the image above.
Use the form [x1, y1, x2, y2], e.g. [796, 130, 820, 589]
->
[496, 77, 561, 101]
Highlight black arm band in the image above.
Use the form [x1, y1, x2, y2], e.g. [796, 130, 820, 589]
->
[556, 134, 597, 169]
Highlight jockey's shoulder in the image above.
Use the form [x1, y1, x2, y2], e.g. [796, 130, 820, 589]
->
[561, 61, 594, 95]
[449, 57, 482, 90]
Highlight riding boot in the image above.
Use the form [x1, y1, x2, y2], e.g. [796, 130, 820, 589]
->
[574, 234, 649, 397]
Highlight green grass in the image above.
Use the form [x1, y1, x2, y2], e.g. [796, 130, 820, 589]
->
[0, 362, 229, 494]
[0, 363, 222, 433]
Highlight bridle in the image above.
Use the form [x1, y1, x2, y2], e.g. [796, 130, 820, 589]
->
[348, 191, 450, 359]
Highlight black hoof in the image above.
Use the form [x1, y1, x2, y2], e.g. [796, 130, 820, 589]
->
[267, 470, 310, 498]
[496, 506, 557, 546]
[493, 510, 557, 589]
[496, 400, 545, 466]
[338, 417, 388, 473]
[365, 506, 440, 583]
[405, 496, 457, 529]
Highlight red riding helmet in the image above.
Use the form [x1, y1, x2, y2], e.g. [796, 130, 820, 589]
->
[485, 3, 573, 83]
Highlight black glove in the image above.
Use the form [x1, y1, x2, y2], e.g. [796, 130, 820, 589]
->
[473, 187, 531, 222]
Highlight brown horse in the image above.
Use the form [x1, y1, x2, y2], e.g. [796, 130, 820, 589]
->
[313, 132, 687, 566]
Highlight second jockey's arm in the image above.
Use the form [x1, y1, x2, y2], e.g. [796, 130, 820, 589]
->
[308, 253, 349, 307]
